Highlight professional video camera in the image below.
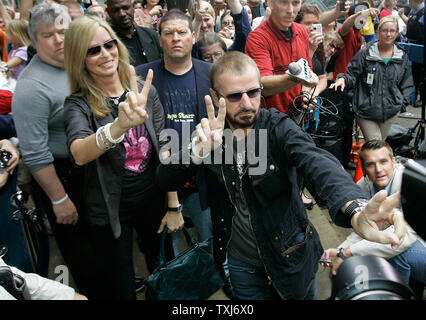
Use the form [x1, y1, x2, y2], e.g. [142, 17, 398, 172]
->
[330, 160, 426, 300]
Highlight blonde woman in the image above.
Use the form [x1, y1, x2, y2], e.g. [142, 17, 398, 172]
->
[63, 15, 182, 299]
[331, 16, 414, 141]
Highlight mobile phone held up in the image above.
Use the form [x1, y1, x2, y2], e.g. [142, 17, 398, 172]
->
[340, 0, 346, 11]
[312, 23, 322, 34]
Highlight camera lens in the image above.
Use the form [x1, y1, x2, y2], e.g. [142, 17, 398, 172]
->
[331, 256, 415, 300]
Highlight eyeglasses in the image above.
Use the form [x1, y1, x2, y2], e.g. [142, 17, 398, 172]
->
[202, 51, 223, 62]
[216, 87, 263, 103]
[87, 39, 118, 57]
[380, 29, 397, 34]
[327, 43, 340, 51]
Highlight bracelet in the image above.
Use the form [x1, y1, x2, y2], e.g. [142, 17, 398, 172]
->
[52, 193, 68, 205]
[95, 126, 114, 150]
[104, 123, 125, 144]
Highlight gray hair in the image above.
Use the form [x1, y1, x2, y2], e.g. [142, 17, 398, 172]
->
[28, 2, 71, 42]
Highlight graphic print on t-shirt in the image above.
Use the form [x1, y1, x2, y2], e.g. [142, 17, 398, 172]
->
[123, 124, 152, 174]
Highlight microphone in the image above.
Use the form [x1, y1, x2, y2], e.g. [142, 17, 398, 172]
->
[286, 58, 310, 82]
[288, 62, 302, 76]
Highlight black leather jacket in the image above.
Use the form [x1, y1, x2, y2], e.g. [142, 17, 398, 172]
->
[157, 108, 366, 299]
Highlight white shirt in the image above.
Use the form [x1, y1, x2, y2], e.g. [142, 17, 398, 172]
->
[0, 257, 75, 300]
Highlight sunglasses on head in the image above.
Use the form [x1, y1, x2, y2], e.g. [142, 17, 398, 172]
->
[216, 87, 263, 103]
[87, 39, 118, 57]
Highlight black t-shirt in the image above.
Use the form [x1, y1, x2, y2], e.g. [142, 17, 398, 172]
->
[312, 55, 325, 77]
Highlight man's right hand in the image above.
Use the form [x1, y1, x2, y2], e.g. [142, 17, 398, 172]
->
[193, 95, 226, 157]
[53, 196, 79, 225]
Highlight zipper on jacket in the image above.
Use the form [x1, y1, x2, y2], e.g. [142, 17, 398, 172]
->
[221, 162, 287, 300]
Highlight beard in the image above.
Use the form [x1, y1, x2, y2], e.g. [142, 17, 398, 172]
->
[226, 109, 258, 129]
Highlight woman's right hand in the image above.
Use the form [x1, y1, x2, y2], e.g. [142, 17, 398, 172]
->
[330, 77, 346, 92]
[115, 67, 153, 133]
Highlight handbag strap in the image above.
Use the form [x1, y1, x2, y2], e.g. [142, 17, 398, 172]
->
[159, 226, 198, 266]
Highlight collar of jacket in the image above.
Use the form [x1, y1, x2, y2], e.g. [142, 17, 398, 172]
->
[265, 17, 303, 41]
[366, 41, 405, 62]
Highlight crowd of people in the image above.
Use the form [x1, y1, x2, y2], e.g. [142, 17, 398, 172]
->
[0, 0, 424, 300]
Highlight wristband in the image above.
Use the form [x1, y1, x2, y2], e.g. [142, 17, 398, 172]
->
[344, 198, 368, 224]
[52, 193, 68, 205]
[104, 122, 125, 144]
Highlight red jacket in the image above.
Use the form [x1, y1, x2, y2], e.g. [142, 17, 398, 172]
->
[245, 18, 311, 115]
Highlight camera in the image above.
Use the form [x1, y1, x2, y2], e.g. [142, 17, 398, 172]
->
[340, 0, 346, 11]
[331, 256, 415, 300]
[401, 159, 426, 241]
[0, 149, 12, 168]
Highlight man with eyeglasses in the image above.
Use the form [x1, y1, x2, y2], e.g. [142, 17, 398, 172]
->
[12, 2, 96, 296]
[136, 10, 214, 260]
[157, 51, 407, 300]
[105, 0, 162, 66]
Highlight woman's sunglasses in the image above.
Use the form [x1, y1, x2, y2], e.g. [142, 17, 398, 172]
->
[87, 39, 118, 57]
[216, 87, 263, 103]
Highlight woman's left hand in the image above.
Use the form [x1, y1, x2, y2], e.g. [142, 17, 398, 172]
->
[116, 66, 153, 132]
[158, 211, 185, 233]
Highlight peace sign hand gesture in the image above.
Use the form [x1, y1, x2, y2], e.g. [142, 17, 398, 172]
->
[192, 95, 226, 159]
[116, 66, 153, 133]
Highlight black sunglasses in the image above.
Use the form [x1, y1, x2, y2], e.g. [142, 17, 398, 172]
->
[87, 39, 118, 57]
[216, 87, 263, 103]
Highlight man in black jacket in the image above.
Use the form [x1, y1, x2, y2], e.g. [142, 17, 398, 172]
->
[106, 0, 162, 65]
[157, 51, 407, 300]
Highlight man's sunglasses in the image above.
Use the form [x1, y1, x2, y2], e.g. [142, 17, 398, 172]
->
[87, 39, 118, 57]
[215, 87, 263, 103]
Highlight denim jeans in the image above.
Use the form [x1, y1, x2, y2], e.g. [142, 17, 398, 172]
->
[171, 192, 212, 256]
[388, 240, 426, 285]
[228, 255, 317, 300]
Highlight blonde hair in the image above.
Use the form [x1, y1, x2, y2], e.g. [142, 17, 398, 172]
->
[6, 20, 31, 47]
[190, 1, 215, 19]
[377, 15, 399, 32]
[64, 15, 131, 119]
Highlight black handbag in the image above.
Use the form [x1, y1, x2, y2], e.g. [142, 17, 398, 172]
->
[144, 226, 223, 300]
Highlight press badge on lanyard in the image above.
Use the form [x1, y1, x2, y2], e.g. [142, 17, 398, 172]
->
[366, 68, 375, 85]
